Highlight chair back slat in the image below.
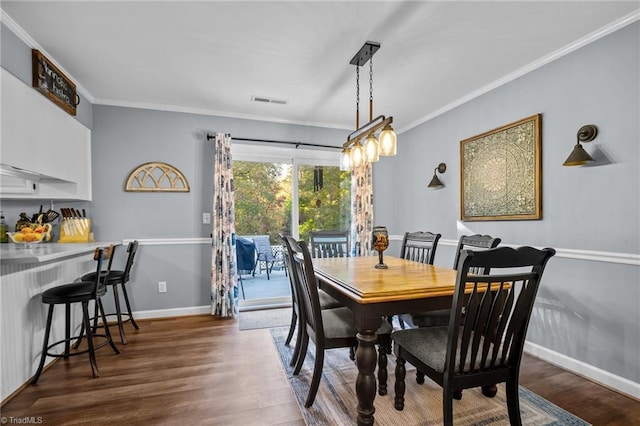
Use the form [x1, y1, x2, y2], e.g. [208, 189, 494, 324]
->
[400, 231, 441, 265]
[309, 231, 349, 258]
[123, 240, 139, 282]
[453, 234, 501, 273]
[91, 244, 116, 297]
[279, 234, 300, 316]
[447, 246, 555, 379]
[284, 237, 324, 341]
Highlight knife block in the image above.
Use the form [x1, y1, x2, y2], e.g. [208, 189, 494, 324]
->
[58, 218, 94, 243]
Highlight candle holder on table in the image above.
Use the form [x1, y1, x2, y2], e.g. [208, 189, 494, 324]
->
[372, 226, 389, 269]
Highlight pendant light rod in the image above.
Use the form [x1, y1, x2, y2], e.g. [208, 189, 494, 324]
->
[344, 115, 392, 147]
[206, 134, 341, 150]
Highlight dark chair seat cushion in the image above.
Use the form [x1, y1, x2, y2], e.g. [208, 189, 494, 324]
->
[406, 309, 451, 327]
[81, 270, 125, 284]
[41, 282, 104, 304]
[322, 307, 392, 340]
[392, 326, 495, 373]
[318, 289, 342, 309]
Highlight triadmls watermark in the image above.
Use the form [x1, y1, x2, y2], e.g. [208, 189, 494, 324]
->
[1, 417, 44, 425]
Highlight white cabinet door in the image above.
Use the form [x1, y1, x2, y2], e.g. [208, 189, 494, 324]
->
[1, 68, 91, 200]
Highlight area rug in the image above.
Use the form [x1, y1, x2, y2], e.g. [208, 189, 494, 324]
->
[238, 307, 292, 330]
[270, 327, 589, 425]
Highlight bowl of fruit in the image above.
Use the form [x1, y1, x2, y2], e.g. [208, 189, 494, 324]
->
[8, 224, 52, 248]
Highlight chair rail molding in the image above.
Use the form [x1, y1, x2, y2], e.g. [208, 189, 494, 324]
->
[122, 237, 212, 246]
[388, 235, 640, 266]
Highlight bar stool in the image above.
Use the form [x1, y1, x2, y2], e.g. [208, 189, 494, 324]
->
[31, 245, 120, 384]
[81, 240, 139, 344]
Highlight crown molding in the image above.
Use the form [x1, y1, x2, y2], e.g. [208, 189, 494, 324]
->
[92, 97, 352, 131]
[398, 9, 640, 135]
[1, 10, 95, 103]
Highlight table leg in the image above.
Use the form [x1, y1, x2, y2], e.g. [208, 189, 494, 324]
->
[355, 329, 378, 425]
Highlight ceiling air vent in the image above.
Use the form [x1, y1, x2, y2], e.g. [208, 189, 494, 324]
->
[251, 95, 287, 105]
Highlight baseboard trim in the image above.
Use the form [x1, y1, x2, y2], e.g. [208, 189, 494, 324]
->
[524, 341, 640, 400]
[133, 305, 211, 319]
[239, 296, 292, 312]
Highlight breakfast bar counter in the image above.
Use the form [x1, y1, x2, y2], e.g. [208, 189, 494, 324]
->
[1, 242, 111, 266]
[0, 242, 120, 402]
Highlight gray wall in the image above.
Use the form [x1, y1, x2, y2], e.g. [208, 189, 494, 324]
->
[374, 22, 639, 383]
[90, 105, 346, 312]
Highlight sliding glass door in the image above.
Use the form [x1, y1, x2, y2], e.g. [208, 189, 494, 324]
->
[232, 144, 349, 307]
[297, 164, 351, 242]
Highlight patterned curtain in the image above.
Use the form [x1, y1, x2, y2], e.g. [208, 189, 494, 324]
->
[351, 163, 373, 256]
[211, 133, 238, 318]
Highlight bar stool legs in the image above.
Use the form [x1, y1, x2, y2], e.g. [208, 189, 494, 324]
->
[32, 299, 120, 385]
[121, 282, 139, 329]
[85, 281, 139, 344]
[31, 305, 55, 384]
[82, 301, 98, 377]
[111, 283, 127, 344]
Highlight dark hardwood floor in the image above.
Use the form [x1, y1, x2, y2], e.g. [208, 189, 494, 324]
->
[2, 315, 638, 425]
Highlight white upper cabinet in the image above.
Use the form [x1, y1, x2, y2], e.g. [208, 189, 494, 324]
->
[0, 68, 91, 200]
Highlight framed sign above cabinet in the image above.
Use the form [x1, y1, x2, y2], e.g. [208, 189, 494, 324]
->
[32, 49, 80, 116]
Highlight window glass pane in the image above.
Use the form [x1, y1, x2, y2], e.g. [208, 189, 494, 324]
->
[297, 165, 351, 242]
[233, 160, 292, 244]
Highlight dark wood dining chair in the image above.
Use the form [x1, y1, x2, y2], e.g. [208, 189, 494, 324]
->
[31, 245, 120, 384]
[309, 230, 350, 258]
[279, 233, 342, 368]
[400, 231, 441, 264]
[283, 236, 392, 407]
[409, 234, 502, 395]
[408, 234, 502, 329]
[395, 231, 442, 328]
[392, 246, 556, 425]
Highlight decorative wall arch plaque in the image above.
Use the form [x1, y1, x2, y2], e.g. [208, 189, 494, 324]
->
[125, 162, 190, 192]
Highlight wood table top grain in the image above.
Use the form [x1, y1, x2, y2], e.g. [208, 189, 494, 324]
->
[312, 255, 459, 304]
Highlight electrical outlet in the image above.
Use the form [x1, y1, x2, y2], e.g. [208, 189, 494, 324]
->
[158, 281, 167, 293]
[202, 213, 211, 224]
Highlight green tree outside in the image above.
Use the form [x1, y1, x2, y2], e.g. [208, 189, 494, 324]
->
[233, 161, 350, 244]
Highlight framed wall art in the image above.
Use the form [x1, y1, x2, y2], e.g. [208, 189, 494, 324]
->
[460, 114, 542, 221]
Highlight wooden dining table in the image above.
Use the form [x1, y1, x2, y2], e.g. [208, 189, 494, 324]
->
[313, 255, 459, 426]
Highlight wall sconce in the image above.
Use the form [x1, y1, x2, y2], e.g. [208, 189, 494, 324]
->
[427, 163, 447, 188]
[563, 124, 598, 166]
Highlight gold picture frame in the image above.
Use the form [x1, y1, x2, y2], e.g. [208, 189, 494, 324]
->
[460, 114, 542, 221]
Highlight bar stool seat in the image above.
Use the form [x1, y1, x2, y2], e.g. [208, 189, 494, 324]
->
[31, 245, 120, 384]
[81, 240, 139, 345]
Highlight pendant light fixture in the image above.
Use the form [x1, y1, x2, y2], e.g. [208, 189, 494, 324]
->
[363, 56, 380, 162]
[342, 41, 397, 169]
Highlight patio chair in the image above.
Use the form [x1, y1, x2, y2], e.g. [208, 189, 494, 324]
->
[252, 235, 277, 280]
[236, 237, 257, 298]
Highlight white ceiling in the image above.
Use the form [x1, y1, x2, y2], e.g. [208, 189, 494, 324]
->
[2, 1, 639, 133]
